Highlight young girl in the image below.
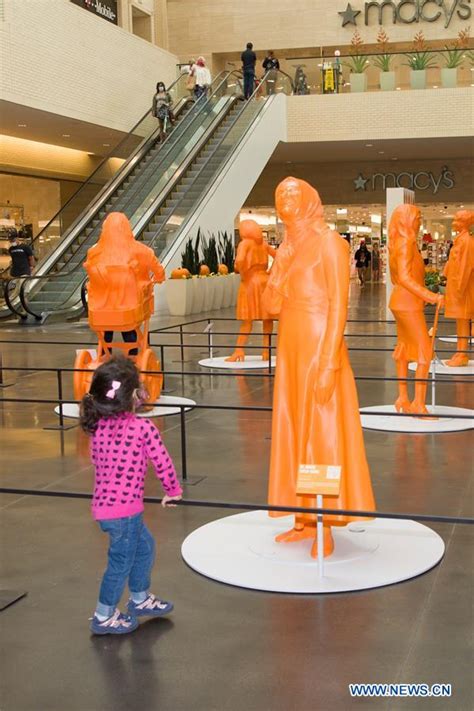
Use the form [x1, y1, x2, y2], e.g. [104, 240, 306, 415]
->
[80, 356, 182, 635]
[152, 81, 174, 141]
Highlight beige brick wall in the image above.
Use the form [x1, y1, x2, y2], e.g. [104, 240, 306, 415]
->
[0, 0, 178, 133]
[167, 0, 472, 57]
[287, 88, 474, 142]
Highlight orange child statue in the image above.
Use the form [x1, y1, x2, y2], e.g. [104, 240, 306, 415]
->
[388, 205, 444, 415]
[443, 210, 474, 367]
[262, 178, 375, 559]
[74, 212, 165, 402]
[226, 219, 277, 363]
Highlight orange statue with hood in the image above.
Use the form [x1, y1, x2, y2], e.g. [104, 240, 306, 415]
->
[262, 178, 375, 558]
[389, 204, 444, 415]
[74, 212, 165, 403]
[443, 209, 474, 367]
[226, 219, 276, 363]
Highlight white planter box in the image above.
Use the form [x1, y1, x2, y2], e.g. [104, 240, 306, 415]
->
[191, 277, 204, 314]
[410, 70, 426, 90]
[214, 276, 226, 310]
[221, 275, 233, 308]
[380, 71, 395, 91]
[350, 73, 367, 92]
[441, 67, 458, 88]
[165, 279, 194, 316]
[202, 278, 213, 311]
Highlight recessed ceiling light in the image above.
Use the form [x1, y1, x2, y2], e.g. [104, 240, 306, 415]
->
[396, 87, 401, 91]
[17, 123, 27, 127]
[378, 151, 385, 154]
[62, 134, 70, 137]
[433, 85, 438, 89]
[365, 143, 373, 147]
[392, 157, 398, 161]
[103, 143, 110, 147]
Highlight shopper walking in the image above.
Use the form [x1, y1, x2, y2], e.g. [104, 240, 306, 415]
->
[81, 355, 182, 635]
[262, 50, 280, 95]
[354, 242, 371, 286]
[8, 229, 35, 277]
[372, 244, 381, 282]
[241, 42, 257, 99]
[185, 58, 196, 95]
[152, 81, 174, 141]
[193, 57, 211, 100]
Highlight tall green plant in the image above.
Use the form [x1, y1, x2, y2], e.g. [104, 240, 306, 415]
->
[344, 29, 369, 74]
[218, 231, 235, 272]
[405, 31, 437, 70]
[201, 235, 219, 274]
[442, 27, 471, 68]
[180, 228, 202, 274]
[372, 28, 393, 72]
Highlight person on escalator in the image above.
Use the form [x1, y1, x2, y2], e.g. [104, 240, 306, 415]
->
[8, 229, 35, 277]
[262, 51, 280, 95]
[241, 42, 257, 99]
[152, 82, 174, 142]
[193, 57, 211, 100]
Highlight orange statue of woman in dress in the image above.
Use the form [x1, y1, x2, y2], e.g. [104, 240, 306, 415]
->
[74, 212, 165, 402]
[262, 178, 375, 558]
[226, 219, 276, 362]
[388, 204, 444, 415]
[443, 210, 474, 367]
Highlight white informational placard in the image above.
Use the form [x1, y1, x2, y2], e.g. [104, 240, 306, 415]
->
[385, 188, 415, 320]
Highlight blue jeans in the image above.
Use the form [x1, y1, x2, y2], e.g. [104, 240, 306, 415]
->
[243, 71, 255, 99]
[96, 513, 155, 617]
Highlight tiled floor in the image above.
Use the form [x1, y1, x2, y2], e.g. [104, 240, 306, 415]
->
[0, 283, 472, 711]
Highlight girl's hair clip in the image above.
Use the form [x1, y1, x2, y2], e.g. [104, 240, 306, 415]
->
[106, 381, 121, 399]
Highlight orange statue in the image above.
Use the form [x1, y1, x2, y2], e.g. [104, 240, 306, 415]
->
[226, 219, 276, 362]
[262, 178, 375, 558]
[443, 210, 474, 367]
[74, 212, 165, 404]
[388, 204, 444, 415]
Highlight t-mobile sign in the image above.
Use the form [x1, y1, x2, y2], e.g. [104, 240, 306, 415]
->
[70, 0, 118, 25]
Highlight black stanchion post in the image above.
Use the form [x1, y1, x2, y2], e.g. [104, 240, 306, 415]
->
[207, 319, 211, 357]
[179, 324, 185, 362]
[160, 344, 166, 391]
[180, 405, 188, 481]
[57, 369, 65, 429]
[268, 332, 273, 375]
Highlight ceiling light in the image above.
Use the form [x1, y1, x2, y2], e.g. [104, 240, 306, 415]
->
[337, 208, 348, 215]
[396, 87, 401, 91]
[378, 151, 384, 154]
[365, 143, 373, 147]
[17, 123, 27, 127]
[392, 157, 398, 161]
[62, 134, 70, 137]
[103, 143, 110, 147]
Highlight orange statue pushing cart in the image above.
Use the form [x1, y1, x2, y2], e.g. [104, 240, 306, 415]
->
[74, 212, 165, 404]
[226, 220, 277, 363]
[388, 204, 444, 415]
[443, 210, 474, 367]
[263, 178, 375, 558]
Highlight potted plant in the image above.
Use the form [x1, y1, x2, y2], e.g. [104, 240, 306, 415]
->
[345, 30, 369, 93]
[373, 28, 395, 91]
[441, 28, 470, 88]
[406, 31, 437, 90]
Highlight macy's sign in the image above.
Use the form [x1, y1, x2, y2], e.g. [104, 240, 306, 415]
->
[354, 165, 455, 193]
[339, 1, 472, 28]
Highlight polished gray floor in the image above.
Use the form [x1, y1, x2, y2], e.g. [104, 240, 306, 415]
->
[0, 283, 472, 711]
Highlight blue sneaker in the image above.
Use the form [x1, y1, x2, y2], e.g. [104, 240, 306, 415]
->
[127, 594, 174, 618]
[90, 609, 139, 635]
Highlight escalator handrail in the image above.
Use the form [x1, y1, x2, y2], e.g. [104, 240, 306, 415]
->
[26, 73, 189, 256]
[146, 70, 293, 261]
[5, 74, 245, 319]
[142, 70, 284, 252]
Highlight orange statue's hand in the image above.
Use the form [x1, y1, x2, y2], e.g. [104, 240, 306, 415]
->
[314, 368, 337, 405]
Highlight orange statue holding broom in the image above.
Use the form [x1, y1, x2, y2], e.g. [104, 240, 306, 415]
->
[226, 219, 277, 363]
[263, 178, 375, 558]
[389, 204, 444, 415]
[443, 210, 474, 367]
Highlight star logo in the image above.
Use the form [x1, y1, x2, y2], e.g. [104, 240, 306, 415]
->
[339, 2, 361, 27]
[354, 173, 369, 191]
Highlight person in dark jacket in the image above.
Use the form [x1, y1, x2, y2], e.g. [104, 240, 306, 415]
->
[262, 51, 280, 95]
[8, 230, 35, 277]
[354, 242, 371, 286]
[241, 42, 257, 99]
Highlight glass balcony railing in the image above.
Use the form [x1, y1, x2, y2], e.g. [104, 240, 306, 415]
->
[286, 48, 473, 95]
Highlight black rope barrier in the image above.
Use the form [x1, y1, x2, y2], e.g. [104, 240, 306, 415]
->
[0, 486, 472, 526]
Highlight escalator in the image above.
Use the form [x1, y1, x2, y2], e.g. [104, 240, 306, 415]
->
[4, 70, 292, 321]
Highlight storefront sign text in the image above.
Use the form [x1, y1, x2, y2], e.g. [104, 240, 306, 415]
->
[354, 165, 455, 193]
[70, 0, 118, 25]
[339, 1, 472, 28]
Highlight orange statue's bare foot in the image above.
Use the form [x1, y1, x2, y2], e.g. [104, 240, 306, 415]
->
[410, 401, 437, 420]
[226, 350, 245, 363]
[310, 525, 335, 558]
[394, 396, 411, 414]
[275, 524, 315, 543]
[446, 353, 469, 367]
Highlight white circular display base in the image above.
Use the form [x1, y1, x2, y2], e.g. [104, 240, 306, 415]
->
[54, 395, 196, 420]
[198, 355, 276, 370]
[438, 336, 474, 345]
[408, 360, 474, 375]
[181, 511, 445, 593]
[360, 404, 474, 433]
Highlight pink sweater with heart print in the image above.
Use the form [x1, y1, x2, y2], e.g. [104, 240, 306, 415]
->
[91, 413, 182, 521]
